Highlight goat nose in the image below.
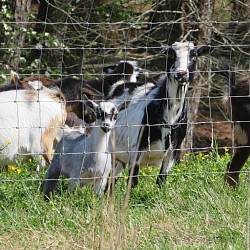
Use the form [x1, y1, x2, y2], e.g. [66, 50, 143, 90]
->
[175, 70, 188, 83]
[103, 123, 110, 128]
[102, 123, 111, 133]
[176, 70, 187, 77]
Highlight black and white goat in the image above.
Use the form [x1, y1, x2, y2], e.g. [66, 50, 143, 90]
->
[215, 64, 250, 187]
[43, 97, 126, 199]
[87, 60, 141, 96]
[107, 42, 211, 188]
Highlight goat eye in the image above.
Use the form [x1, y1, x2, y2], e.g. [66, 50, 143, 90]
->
[96, 110, 103, 119]
[96, 112, 101, 119]
[166, 48, 176, 59]
[190, 50, 198, 58]
[113, 114, 118, 120]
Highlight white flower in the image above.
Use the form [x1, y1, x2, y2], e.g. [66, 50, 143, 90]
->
[53, 40, 59, 47]
[19, 57, 26, 62]
[36, 43, 43, 50]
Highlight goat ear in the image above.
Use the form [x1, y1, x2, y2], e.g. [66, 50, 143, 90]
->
[28, 80, 43, 90]
[82, 85, 103, 98]
[83, 107, 97, 123]
[10, 70, 20, 85]
[117, 98, 131, 112]
[82, 94, 98, 111]
[103, 64, 117, 74]
[82, 95, 98, 123]
[197, 45, 214, 56]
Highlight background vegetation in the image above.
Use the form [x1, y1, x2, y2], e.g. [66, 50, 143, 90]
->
[1, 0, 249, 76]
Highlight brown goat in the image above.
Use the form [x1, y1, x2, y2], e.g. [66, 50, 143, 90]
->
[217, 64, 250, 187]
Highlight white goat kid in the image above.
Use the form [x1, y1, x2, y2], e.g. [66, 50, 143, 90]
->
[108, 42, 211, 188]
[0, 81, 66, 171]
[43, 98, 124, 199]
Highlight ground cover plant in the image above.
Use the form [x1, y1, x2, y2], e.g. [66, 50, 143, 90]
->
[0, 147, 249, 249]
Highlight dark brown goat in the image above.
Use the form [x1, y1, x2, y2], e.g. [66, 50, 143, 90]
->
[217, 65, 250, 187]
[9, 73, 102, 126]
[11, 74, 101, 116]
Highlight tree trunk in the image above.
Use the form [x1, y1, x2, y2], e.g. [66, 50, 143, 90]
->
[229, 0, 250, 68]
[13, 0, 32, 70]
[180, 0, 215, 158]
[139, 0, 183, 72]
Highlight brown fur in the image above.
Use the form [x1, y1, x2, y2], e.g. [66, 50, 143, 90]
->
[216, 64, 250, 187]
[41, 113, 67, 165]
[11, 74, 56, 90]
[23, 76, 57, 86]
[224, 76, 250, 187]
[65, 112, 93, 134]
[23, 89, 40, 102]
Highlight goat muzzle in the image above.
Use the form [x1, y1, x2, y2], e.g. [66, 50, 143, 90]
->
[174, 70, 188, 84]
[101, 125, 111, 133]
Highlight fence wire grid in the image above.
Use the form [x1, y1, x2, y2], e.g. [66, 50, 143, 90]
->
[0, 0, 249, 249]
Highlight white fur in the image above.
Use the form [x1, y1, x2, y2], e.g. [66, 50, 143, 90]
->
[171, 42, 194, 80]
[0, 86, 66, 170]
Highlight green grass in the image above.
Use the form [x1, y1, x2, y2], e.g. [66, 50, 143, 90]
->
[0, 150, 249, 249]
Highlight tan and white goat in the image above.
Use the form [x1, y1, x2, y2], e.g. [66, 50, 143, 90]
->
[0, 81, 67, 171]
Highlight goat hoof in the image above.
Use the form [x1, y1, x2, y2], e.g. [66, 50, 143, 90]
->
[156, 176, 167, 187]
[43, 194, 52, 202]
[224, 173, 239, 188]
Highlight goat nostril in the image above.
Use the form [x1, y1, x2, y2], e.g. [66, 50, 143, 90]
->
[101, 123, 112, 133]
[104, 123, 110, 128]
[176, 71, 187, 77]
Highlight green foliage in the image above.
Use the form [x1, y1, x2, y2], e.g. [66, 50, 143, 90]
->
[0, 3, 62, 83]
[0, 0, 143, 84]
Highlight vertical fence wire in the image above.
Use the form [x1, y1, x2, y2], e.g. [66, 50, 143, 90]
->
[0, 0, 249, 248]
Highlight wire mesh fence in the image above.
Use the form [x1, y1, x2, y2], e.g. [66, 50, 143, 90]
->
[0, 0, 249, 249]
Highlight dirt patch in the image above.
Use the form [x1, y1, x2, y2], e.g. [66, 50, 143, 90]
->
[193, 98, 233, 154]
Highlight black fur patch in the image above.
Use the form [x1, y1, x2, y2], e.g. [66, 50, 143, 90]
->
[55, 77, 84, 102]
[87, 61, 136, 96]
[109, 82, 147, 99]
[138, 76, 171, 150]
[137, 75, 188, 154]
[0, 84, 25, 92]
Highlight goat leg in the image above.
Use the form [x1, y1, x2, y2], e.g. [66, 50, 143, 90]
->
[225, 147, 250, 188]
[128, 164, 139, 189]
[156, 151, 175, 186]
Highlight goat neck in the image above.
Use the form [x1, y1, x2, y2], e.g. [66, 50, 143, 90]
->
[87, 125, 111, 153]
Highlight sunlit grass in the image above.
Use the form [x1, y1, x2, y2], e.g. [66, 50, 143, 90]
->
[0, 149, 249, 249]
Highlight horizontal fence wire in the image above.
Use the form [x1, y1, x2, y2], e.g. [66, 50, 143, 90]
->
[0, 0, 249, 248]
